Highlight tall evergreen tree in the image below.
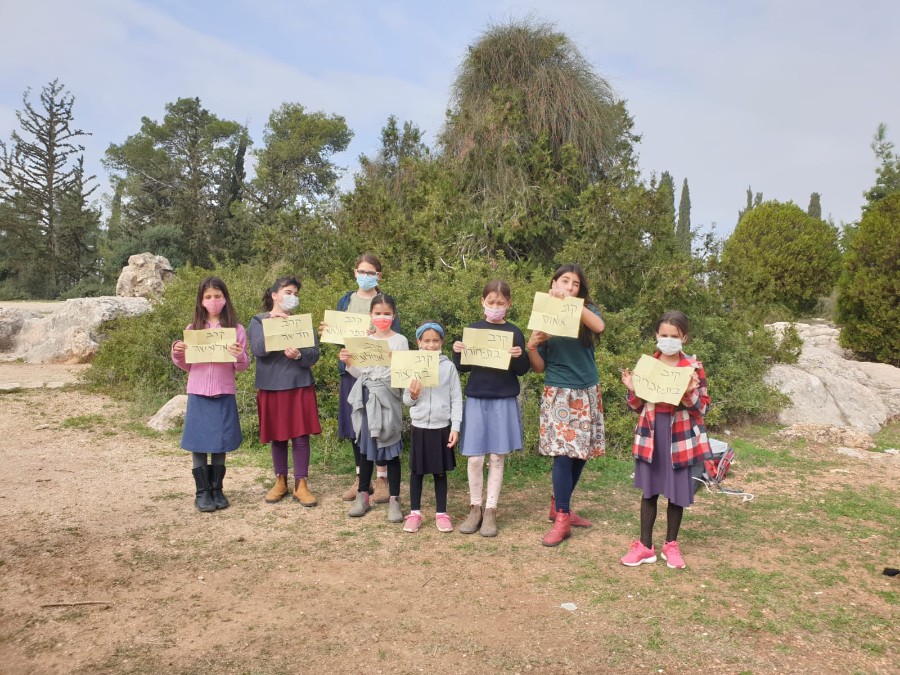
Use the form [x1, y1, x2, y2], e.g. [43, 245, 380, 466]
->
[658, 171, 676, 229]
[807, 192, 822, 219]
[737, 186, 763, 225]
[677, 178, 692, 255]
[863, 123, 900, 211]
[0, 80, 98, 297]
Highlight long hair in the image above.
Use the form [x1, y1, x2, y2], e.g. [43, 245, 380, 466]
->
[552, 264, 598, 347]
[262, 276, 301, 312]
[192, 276, 237, 329]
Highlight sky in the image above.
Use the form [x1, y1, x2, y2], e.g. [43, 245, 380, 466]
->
[1, 0, 898, 236]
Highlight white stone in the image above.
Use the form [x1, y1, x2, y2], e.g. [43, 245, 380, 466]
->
[147, 395, 188, 432]
[115, 253, 174, 299]
[765, 323, 900, 435]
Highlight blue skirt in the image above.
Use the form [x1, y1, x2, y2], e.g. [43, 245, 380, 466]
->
[633, 411, 694, 507]
[181, 394, 242, 454]
[356, 406, 402, 462]
[460, 397, 523, 456]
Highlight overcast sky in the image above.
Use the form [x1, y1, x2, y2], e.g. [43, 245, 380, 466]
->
[2, 0, 898, 236]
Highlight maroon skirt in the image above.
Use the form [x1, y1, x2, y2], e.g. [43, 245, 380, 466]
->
[257, 387, 321, 444]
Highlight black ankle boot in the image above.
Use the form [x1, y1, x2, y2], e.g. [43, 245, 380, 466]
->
[208, 464, 229, 510]
[192, 466, 216, 512]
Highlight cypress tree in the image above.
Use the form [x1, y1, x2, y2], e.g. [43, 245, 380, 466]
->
[677, 178, 692, 255]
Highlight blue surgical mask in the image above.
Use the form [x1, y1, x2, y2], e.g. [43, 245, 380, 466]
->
[356, 274, 378, 291]
[656, 337, 683, 356]
[278, 294, 299, 312]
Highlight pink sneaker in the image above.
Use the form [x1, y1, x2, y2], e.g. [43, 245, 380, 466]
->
[620, 540, 657, 566]
[435, 513, 453, 533]
[403, 512, 422, 533]
[661, 541, 686, 569]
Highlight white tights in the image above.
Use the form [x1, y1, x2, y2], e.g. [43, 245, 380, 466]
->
[467, 454, 505, 509]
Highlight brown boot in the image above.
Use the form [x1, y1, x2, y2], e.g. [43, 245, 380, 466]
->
[542, 510, 572, 547]
[479, 507, 498, 537]
[459, 504, 483, 534]
[342, 476, 360, 501]
[373, 476, 390, 504]
[293, 478, 317, 507]
[265, 474, 289, 503]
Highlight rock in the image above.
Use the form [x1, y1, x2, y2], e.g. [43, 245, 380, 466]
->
[0, 297, 152, 364]
[115, 253, 174, 299]
[836, 446, 899, 461]
[776, 423, 875, 449]
[765, 323, 900, 435]
[148, 395, 188, 432]
[0, 307, 41, 351]
[885, 448, 899, 456]
[836, 447, 864, 458]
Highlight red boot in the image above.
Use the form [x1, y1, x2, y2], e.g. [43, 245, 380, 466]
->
[549, 496, 592, 528]
[542, 510, 571, 547]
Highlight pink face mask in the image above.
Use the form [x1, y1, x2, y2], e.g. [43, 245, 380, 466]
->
[484, 306, 507, 322]
[372, 317, 393, 332]
[203, 298, 227, 316]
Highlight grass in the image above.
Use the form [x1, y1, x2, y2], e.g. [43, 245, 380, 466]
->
[61, 414, 106, 430]
[872, 418, 900, 452]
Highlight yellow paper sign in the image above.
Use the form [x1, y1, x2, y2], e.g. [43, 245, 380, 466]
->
[460, 327, 513, 370]
[344, 337, 392, 367]
[391, 350, 440, 388]
[631, 354, 694, 405]
[183, 328, 237, 364]
[527, 293, 584, 338]
[321, 309, 371, 345]
[262, 314, 316, 350]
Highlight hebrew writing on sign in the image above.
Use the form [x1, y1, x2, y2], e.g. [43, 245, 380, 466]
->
[526, 293, 584, 338]
[460, 327, 513, 370]
[631, 354, 694, 405]
[390, 350, 440, 388]
[344, 337, 392, 368]
[183, 327, 237, 364]
[262, 314, 316, 351]
[321, 310, 371, 345]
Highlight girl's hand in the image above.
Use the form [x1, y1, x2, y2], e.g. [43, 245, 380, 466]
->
[338, 348, 351, 364]
[284, 347, 300, 360]
[509, 346, 523, 358]
[621, 368, 635, 393]
[447, 431, 459, 448]
[317, 320, 328, 336]
[685, 370, 700, 395]
[528, 330, 549, 350]
[227, 342, 243, 357]
[172, 340, 186, 354]
[452, 341, 465, 353]
[548, 287, 566, 299]
[408, 378, 422, 400]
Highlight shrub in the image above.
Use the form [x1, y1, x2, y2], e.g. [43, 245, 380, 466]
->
[836, 193, 900, 365]
[721, 201, 841, 315]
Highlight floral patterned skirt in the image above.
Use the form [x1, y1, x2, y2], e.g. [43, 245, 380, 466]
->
[538, 384, 605, 459]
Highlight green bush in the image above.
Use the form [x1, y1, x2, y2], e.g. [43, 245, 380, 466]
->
[836, 192, 900, 365]
[721, 201, 841, 315]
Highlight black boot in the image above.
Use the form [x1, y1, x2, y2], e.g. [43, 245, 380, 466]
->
[192, 466, 216, 512]
[208, 464, 229, 510]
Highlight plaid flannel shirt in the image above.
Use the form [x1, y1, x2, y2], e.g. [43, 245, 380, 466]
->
[626, 352, 712, 469]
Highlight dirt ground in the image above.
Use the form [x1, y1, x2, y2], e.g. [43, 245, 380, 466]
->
[1, 377, 897, 674]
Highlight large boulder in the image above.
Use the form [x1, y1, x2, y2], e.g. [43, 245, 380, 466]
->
[0, 307, 41, 351]
[765, 323, 900, 435]
[147, 395, 188, 432]
[0, 297, 151, 364]
[116, 253, 174, 299]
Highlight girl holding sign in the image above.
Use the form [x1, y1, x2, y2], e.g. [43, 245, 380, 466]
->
[326, 253, 400, 504]
[249, 277, 321, 507]
[452, 280, 531, 537]
[526, 264, 606, 547]
[171, 277, 249, 512]
[619, 310, 711, 569]
[339, 293, 409, 522]
[402, 322, 463, 533]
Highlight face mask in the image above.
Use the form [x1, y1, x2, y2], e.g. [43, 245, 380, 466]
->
[356, 274, 379, 291]
[278, 294, 299, 311]
[372, 317, 393, 332]
[484, 306, 508, 322]
[657, 337, 683, 356]
[203, 298, 227, 316]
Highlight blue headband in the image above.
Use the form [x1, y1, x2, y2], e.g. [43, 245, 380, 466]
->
[416, 322, 445, 340]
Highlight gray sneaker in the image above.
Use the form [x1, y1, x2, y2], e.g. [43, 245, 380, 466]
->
[387, 496, 403, 523]
[348, 491, 370, 517]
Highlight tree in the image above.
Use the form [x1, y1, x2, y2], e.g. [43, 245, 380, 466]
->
[103, 97, 247, 267]
[807, 192, 822, 219]
[863, 123, 900, 212]
[836, 192, 900, 365]
[658, 171, 675, 229]
[737, 186, 763, 225]
[677, 178, 692, 255]
[721, 201, 841, 314]
[0, 80, 99, 297]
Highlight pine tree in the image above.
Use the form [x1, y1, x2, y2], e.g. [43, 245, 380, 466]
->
[677, 178, 692, 255]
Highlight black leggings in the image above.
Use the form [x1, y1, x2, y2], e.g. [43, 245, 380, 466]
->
[409, 472, 448, 512]
[640, 495, 684, 548]
[353, 441, 387, 470]
[359, 456, 400, 497]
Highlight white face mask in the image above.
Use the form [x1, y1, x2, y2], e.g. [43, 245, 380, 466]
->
[278, 294, 299, 311]
[656, 337, 682, 356]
